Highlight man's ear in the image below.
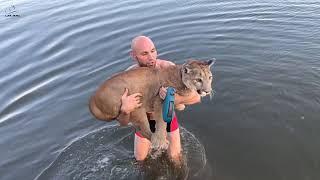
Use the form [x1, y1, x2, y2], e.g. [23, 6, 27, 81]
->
[130, 51, 134, 59]
[130, 51, 136, 61]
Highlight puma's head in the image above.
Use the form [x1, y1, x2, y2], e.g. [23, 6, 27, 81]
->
[181, 59, 215, 97]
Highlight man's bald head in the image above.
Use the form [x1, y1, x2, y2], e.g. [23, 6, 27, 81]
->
[131, 36, 155, 52]
[130, 35, 158, 67]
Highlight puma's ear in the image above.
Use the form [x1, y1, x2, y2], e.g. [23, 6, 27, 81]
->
[207, 58, 216, 69]
[183, 64, 192, 74]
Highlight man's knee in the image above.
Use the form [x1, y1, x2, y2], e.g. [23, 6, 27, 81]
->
[167, 145, 181, 159]
[134, 152, 147, 161]
[134, 133, 150, 161]
[167, 128, 182, 159]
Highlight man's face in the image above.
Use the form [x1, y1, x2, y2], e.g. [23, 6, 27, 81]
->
[132, 39, 157, 68]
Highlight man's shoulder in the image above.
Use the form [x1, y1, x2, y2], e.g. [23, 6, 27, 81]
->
[157, 59, 175, 68]
[125, 59, 175, 71]
[125, 64, 138, 71]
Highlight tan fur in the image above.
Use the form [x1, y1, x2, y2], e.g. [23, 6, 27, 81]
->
[89, 59, 214, 149]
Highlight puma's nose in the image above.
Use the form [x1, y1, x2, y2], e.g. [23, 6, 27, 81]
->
[204, 89, 212, 94]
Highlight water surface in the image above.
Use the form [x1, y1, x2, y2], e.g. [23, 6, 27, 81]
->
[0, 0, 320, 179]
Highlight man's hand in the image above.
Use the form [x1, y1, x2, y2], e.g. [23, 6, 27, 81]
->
[159, 86, 168, 100]
[120, 88, 142, 114]
[175, 104, 185, 111]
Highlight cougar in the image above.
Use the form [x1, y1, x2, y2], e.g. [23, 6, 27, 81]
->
[89, 59, 214, 149]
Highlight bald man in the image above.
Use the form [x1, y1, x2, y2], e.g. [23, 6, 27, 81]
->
[117, 36, 201, 164]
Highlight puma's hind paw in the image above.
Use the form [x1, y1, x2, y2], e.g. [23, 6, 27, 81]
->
[151, 133, 169, 150]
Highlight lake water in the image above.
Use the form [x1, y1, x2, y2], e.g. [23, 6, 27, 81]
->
[0, 0, 320, 179]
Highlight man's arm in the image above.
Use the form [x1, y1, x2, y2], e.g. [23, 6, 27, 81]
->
[174, 90, 201, 105]
[115, 65, 142, 125]
[159, 87, 201, 111]
[174, 90, 200, 110]
[117, 109, 130, 126]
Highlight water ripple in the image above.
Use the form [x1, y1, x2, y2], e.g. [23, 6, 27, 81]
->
[0, 0, 319, 179]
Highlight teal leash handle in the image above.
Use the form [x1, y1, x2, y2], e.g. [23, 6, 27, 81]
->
[162, 87, 176, 123]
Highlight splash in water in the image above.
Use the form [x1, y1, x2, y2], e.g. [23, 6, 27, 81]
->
[36, 124, 207, 180]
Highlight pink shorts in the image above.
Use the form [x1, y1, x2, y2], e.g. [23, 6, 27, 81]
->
[135, 115, 179, 138]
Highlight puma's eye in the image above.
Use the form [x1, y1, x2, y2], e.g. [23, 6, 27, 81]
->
[196, 78, 202, 83]
[209, 76, 212, 80]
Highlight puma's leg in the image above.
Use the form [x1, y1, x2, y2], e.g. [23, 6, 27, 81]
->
[151, 103, 168, 150]
[131, 108, 152, 140]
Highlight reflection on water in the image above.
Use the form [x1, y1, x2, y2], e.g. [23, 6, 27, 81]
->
[0, 0, 319, 179]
